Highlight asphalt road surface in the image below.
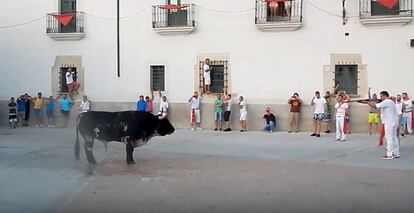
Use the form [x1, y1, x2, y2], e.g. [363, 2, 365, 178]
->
[1, 127, 414, 213]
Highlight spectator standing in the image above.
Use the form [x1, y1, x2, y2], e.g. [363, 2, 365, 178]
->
[222, 90, 232, 132]
[188, 91, 202, 131]
[46, 96, 56, 128]
[288, 93, 302, 133]
[23, 94, 31, 127]
[16, 95, 26, 127]
[136, 95, 147, 111]
[214, 94, 224, 131]
[158, 90, 170, 119]
[146, 91, 154, 113]
[203, 59, 211, 94]
[239, 96, 247, 132]
[8, 97, 17, 129]
[59, 94, 73, 128]
[79, 95, 91, 113]
[32, 92, 45, 128]
[311, 91, 327, 137]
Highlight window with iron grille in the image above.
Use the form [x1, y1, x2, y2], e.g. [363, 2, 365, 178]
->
[199, 61, 228, 94]
[335, 65, 358, 95]
[371, 0, 400, 16]
[60, 67, 77, 93]
[151, 65, 165, 91]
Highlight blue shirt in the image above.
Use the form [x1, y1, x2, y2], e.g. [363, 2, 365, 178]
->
[137, 100, 147, 111]
[17, 100, 25, 112]
[47, 101, 55, 111]
[60, 98, 72, 112]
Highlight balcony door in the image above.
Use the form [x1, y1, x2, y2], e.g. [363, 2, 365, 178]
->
[60, 0, 77, 33]
[167, 0, 188, 27]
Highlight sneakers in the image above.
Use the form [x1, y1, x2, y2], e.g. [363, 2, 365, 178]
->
[240, 129, 247, 132]
[191, 128, 195, 131]
[324, 130, 331, 133]
[310, 133, 317, 136]
[316, 134, 321, 137]
[288, 130, 292, 133]
[381, 155, 394, 160]
[340, 139, 346, 142]
[334, 138, 340, 141]
[223, 128, 232, 132]
[214, 128, 218, 131]
[197, 127, 202, 131]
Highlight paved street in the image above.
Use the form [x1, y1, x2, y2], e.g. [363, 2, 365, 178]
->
[1, 127, 414, 212]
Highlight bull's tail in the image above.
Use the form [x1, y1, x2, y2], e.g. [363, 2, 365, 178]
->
[75, 114, 81, 161]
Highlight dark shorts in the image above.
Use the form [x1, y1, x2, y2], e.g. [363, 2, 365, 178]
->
[24, 109, 30, 120]
[61, 110, 70, 117]
[224, 111, 231, 122]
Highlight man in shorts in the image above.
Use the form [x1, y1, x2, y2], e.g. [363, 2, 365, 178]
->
[222, 90, 232, 132]
[311, 91, 327, 137]
[239, 96, 247, 132]
[66, 67, 80, 96]
[288, 92, 302, 133]
[214, 94, 223, 131]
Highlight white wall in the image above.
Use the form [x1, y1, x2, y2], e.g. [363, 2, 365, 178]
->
[0, 0, 413, 103]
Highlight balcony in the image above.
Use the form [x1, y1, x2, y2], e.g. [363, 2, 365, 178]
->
[46, 11, 85, 41]
[255, 0, 303, 32]
[152, 4, 196, 35]
[359, 0, 413, 27]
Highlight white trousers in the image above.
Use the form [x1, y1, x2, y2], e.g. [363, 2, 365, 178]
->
[335, 116, 346, 140]
[384, 123, 399, 157]
[403, 112, 412, 134]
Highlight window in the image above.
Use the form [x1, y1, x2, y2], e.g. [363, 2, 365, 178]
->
[371, 0, 400, 16]
[150, 65, 165, 91]
[199, 60, 228, 94]
[60, 67, 77, 93]
[335, 65, 358, 94]
[60, 0, 77, 33]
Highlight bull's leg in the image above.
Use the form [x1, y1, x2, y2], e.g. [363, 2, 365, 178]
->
[84, 139, 97, 164]
[126, 142, 135, 165]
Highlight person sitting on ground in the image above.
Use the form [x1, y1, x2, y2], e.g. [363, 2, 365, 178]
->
[158, 90, 169, 119]
[136, 95, 147, 111]
[263, 107, 276, 133]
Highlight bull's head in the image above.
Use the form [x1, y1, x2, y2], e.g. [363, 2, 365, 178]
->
[156, 117, 175, 136]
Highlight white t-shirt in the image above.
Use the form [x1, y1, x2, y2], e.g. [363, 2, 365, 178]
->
[79, 100, 91, 112]
[159, 99, 169, 113]
[224, 98, 232, 111]
[403, 99, 412, 113]
[203, 64, 210, 79]
[239, 101, 247, 114]
[376, 99, 398, 125]
[66, 71, 74, 84]
[396, 101, 403, 115]
[313, 97, 327, 114]
[335, 102, 348, 117]
[190, 97, 200, 109]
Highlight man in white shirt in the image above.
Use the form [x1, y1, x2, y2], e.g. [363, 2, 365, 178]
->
[203, 59, 211, 94]
[66, 67, 80, 95]
[79, 95, 91, 113]
[334, 94, 349, 141]
[239, 96, 247, 132]
[363, 91, 399, 160]
[158, 90, 169, 119]
[311, 91, 327, 137]
[188, 91, 201, 131]
[402, 92, 412, 135]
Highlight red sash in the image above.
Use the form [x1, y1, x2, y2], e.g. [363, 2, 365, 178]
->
[191, 109, 196, 123]
[379, 124, 385, 146]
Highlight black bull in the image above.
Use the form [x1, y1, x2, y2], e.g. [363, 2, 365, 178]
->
[75, 111, 175, 164]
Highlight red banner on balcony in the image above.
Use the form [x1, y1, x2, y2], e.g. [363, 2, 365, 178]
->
[52, 13, 75, 26]
[377, 0, 398, 9]
[160, 4, 188, 10]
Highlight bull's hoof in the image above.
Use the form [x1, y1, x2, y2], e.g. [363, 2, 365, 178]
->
[127, 160, 136, 165]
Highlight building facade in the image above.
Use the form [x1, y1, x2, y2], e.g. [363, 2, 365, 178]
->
[0, 0, 413, 131]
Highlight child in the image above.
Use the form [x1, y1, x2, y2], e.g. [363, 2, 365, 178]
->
[334, 94, 349, 142]
[239, 96, 247, 132]
[8, 97, 17, 129]
[46, 96, 56, 128]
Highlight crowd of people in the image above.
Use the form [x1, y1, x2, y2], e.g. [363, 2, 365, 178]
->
[7, 93, 91, 128]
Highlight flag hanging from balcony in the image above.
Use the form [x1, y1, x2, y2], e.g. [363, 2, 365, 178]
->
[52, 13, 75, 26]
[160, 4, 188, 10]
[377, 0, 398, 9]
